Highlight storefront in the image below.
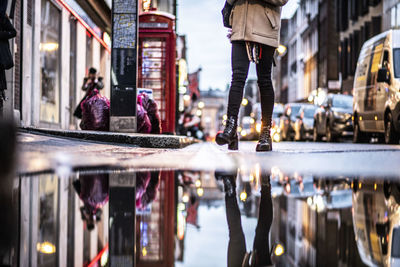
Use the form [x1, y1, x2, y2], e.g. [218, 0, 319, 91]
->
[20, 0, 111, 129]
[39, 0, 61, 124]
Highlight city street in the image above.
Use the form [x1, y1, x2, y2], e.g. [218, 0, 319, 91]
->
[3, 0, 400, 265]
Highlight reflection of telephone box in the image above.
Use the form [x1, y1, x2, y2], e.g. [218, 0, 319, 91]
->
[139, 12, 176, 133]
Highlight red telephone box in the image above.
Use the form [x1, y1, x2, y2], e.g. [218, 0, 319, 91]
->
[139, 12, 176, 133]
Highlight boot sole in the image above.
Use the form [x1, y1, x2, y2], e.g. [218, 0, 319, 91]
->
[256, 145, 272, 152]
[216, 135, 229, 145]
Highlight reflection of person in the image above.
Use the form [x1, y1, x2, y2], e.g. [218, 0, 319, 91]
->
[136, 171, 160, 210]
[0, 120, 16, 260]
[216, 0, 288, 151]
[73, 67, 104, 119]
[0, 4, 17, 115]
[216, 170, 273, 267]
[73, 173, 109, 231]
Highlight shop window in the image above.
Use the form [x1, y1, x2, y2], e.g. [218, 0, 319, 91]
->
[40, 0, 61, 124]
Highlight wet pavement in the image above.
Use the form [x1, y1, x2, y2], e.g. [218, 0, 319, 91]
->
[5, 132, 400, 267]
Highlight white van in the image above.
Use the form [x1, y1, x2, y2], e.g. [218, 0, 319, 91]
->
[353, 30, 400, 144]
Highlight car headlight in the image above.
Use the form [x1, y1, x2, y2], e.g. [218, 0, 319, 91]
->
[256, 123, 261, 133]
[333, 111, 345, 119]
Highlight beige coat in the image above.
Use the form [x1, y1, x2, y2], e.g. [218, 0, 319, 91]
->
[228, 0, 287, 48]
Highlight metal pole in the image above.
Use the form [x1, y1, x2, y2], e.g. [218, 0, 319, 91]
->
[110, 0, 139, 132]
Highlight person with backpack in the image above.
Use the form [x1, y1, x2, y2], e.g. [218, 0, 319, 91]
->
[216, 0, 288, 151]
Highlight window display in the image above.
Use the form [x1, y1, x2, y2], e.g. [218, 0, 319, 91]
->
[40, 0, 61, 123]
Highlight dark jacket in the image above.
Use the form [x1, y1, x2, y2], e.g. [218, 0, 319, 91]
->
[0, 16, 16, 91]
[73, 77, 104, 118]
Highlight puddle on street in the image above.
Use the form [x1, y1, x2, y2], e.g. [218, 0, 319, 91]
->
[9, 168, 400, 267]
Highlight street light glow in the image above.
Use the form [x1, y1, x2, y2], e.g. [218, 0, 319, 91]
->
[277, 45, 287, 56]
[241, 98, 249, 106]
[240, 191, 247, 201]
[195, 179, 201, 187]
[274, 244, 285, 256]
[197, 188, 204, 197]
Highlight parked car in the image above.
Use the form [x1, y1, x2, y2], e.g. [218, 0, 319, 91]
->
[239, 116, 257, 140]
[313, 94, 353, 142]
[253, 103, 284, 141]
[280, 103, 306, 141]
[353, 29, 400, 144]
[294, 104, 318, 141]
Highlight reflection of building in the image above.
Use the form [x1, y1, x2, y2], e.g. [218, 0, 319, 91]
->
[270, 179, 366, 267]
[18, 171, 177, 266]
[4, 0, 111, 129]
[19, 174, 110, 266]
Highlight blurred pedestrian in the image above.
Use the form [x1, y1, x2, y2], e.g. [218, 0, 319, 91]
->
[216, 0, 288, 151]
[0, 0, 17, 116]
[178, 106, 204, 140]
[73, 67, 104, 119]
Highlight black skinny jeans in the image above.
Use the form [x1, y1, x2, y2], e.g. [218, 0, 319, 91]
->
[225, 181, 273, 267]
[227, 41, 275, 125]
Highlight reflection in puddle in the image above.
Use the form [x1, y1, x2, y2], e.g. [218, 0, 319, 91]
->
[12, 169, 400, 267]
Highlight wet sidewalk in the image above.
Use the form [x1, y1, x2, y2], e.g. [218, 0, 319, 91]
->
[9, 131, 400, 267]
[18, 131, 400, 177]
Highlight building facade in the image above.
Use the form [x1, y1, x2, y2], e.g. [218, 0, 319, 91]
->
[383, 0, 400, 30]
[273, 19, 288, 103]
[286, 0, 319, 103]
[336, 0, 383, 94]
[3, 0, 112, 130]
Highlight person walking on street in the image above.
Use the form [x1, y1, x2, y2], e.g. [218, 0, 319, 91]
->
[0, 0, 17, 117]
[73, 67, 104, 119]
[216, 0, 288, 151]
